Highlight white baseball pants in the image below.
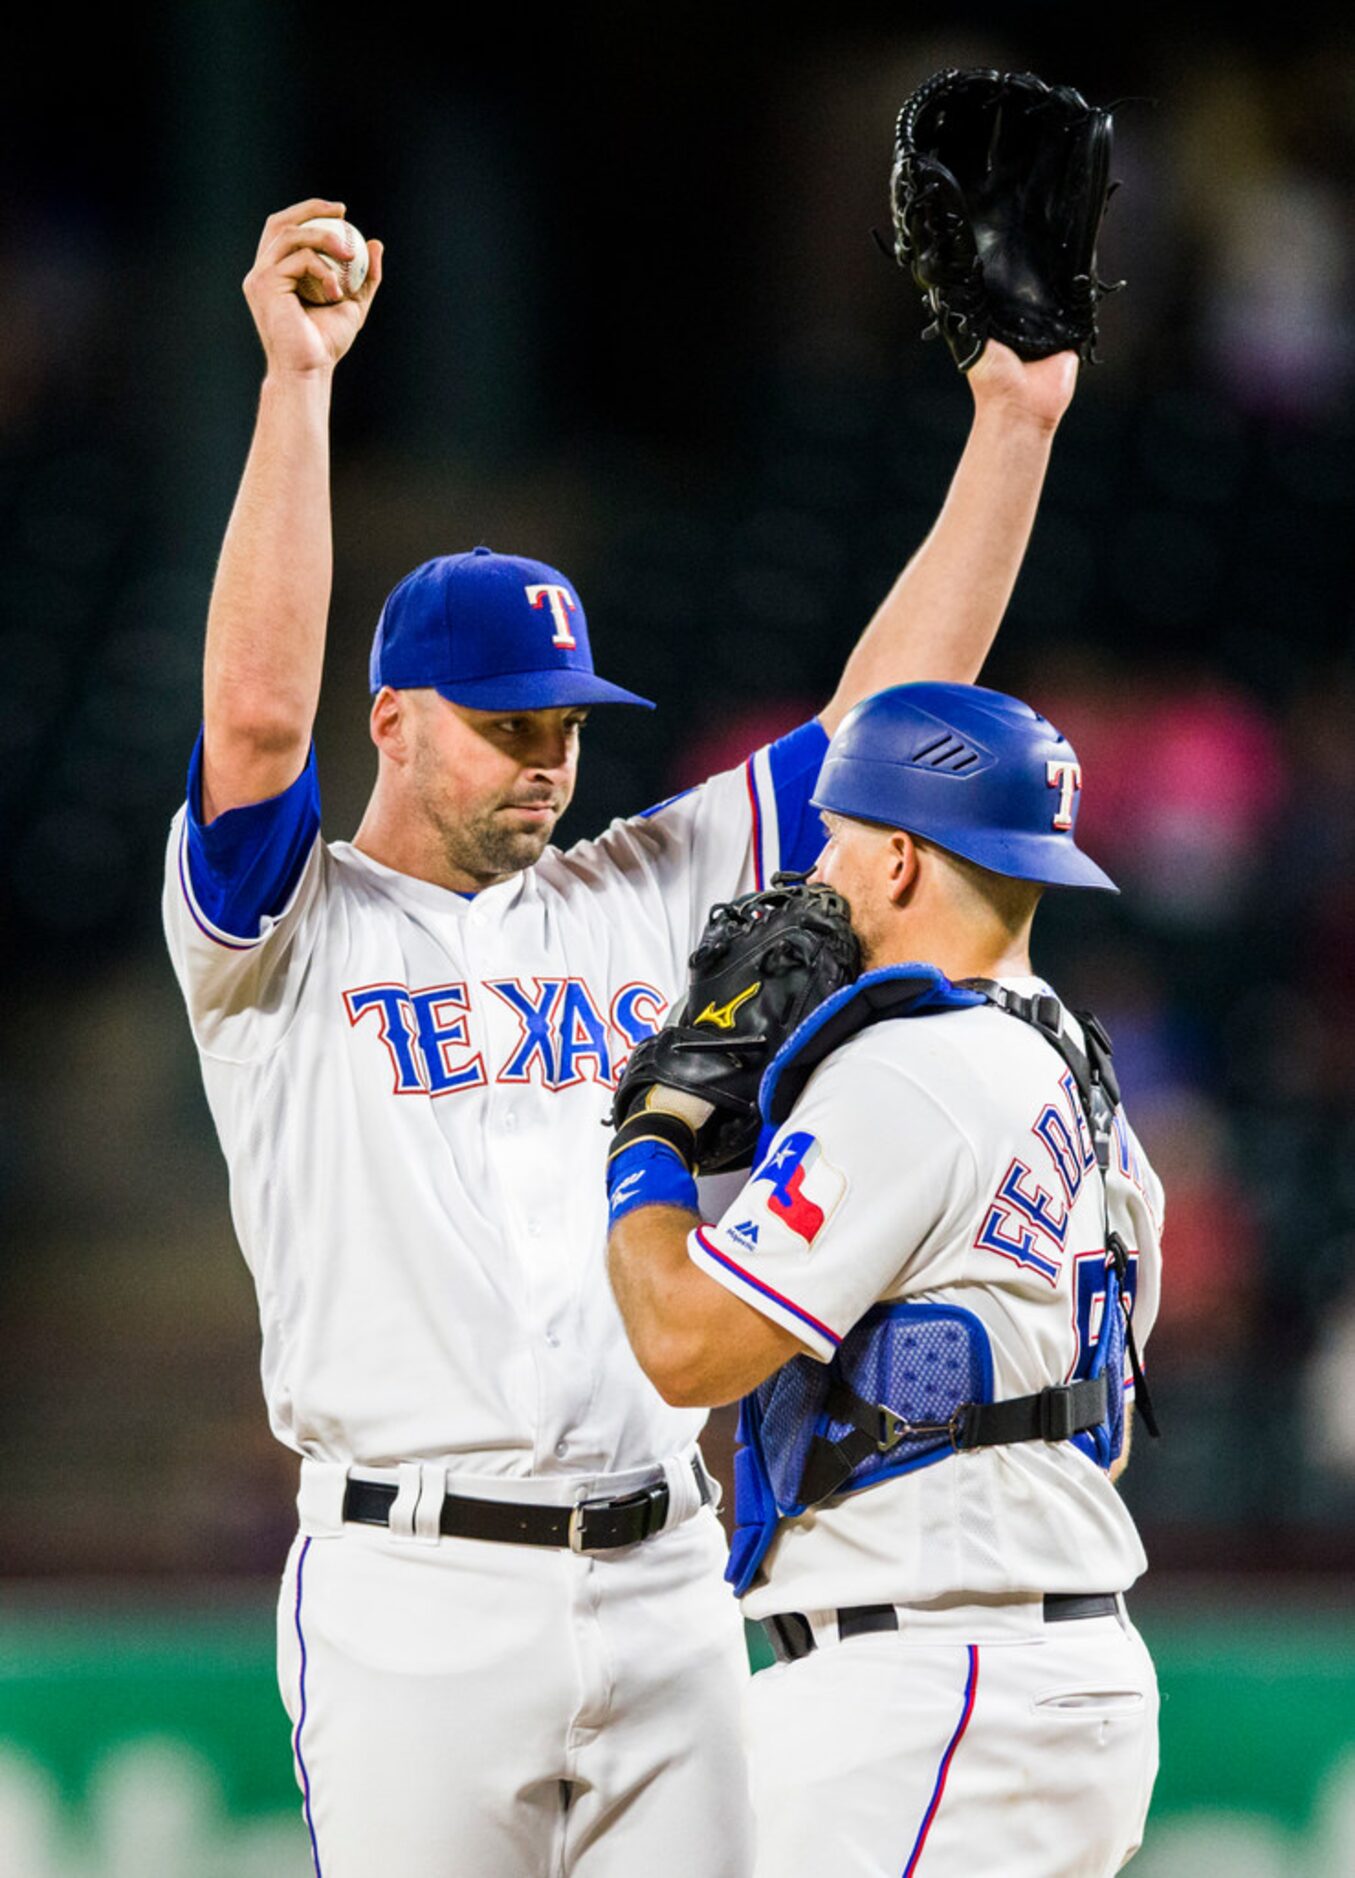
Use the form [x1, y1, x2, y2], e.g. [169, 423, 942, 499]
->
[276, 1464, 753, 1876]
[747, 1597, 1158, 1876]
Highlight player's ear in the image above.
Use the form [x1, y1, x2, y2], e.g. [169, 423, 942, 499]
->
[884, 831, 918, 904]
[369, 685, 411, 763]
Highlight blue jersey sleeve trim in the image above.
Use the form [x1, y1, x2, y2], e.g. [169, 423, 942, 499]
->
[635, 718, 826, 880]
[635, 786, 696, 821]
[181, 731, 321, 942]
[759, 718, 830, 881]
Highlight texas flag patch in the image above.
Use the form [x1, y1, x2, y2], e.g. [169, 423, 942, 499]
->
[752, 1131, 846, 1247]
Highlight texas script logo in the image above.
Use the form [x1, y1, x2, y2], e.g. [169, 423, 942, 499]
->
[343, 977, 666, 1095]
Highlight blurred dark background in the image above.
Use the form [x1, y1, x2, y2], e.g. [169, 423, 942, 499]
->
[4, 2, 1355, 1594]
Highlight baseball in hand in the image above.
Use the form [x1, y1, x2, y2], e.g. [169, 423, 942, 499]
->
[296, 218, 369, 304]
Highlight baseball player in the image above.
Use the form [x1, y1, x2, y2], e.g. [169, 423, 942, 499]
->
[606, 683, 1163, 1876]
[162, 199, 1082, 1877]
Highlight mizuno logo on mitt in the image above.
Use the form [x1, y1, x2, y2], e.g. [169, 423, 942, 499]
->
[695, 983, 761, 1030]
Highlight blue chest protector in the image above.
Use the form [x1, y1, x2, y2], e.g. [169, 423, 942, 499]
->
[726, 965, 1142, 1597]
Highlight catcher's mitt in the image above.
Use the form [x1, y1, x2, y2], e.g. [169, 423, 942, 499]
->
[609, 877, 862, 1173]
[891, 68, 1120, 370]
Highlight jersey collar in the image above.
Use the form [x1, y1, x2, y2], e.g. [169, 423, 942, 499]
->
[332, 842, 533, 918]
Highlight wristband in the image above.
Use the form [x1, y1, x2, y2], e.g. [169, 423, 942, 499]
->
[606, 1137, 699, 1227]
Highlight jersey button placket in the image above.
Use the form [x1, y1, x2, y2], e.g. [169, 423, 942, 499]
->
[481, 914, 578, 1471]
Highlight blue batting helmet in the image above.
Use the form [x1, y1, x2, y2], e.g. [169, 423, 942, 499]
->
[812, 682, 1116, 892]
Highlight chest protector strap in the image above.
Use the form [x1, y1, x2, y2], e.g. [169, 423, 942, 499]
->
[799, 1371, 1108, 1508]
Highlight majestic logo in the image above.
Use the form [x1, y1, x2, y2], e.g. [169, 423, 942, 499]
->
[727, 1219, 761, 1253]
[753, 1131, 846, 1247]
[694, 982, 760, 1031]
[525, 583, 579, 649]
[1046, 759, 1083, 831]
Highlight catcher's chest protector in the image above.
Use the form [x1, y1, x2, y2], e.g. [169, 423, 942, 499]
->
[726, 965, 1130, 1598]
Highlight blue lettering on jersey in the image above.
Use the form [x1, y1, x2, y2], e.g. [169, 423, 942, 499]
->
[556, 979, 612, 1086]
[344, 985, 430, 1094]
[487, 978, 565, 1084]
[1111, 1113, 1157, 1218]
[974, 1073, 1102, 1286]
[343, 977, 669, 1096]
[974, 1173, 1063, 1285]
[610, 982, 668, 1077]
[410, 985, 486, 1094]
[1034, 1077, 1087, 1207]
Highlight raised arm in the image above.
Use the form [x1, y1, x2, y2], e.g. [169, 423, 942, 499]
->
[201, 200, 383, 821]
[818, 345, 1077, 737]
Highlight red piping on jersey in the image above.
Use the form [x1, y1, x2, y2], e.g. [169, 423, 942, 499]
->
[693, 1227, 840, 1348]
[901, 1645, 979, 1876]
[745, 758, 766, 890]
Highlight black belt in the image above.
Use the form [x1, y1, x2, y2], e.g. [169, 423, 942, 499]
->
[342, 1456, 709, 1553]
[762, 1593, 1121, 1664]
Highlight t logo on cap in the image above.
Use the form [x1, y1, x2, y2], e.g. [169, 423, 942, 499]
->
[526, 583, 579, 650]
[1046, 759, 1082, 830]
[368, 547, 654, 713]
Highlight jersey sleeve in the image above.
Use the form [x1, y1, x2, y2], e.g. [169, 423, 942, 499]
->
[161, 732, 328, 1060]
[571, 717, 830, 977]
[688, 1044, 979, 1361]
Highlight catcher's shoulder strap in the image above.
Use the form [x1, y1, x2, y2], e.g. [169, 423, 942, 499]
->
[958, 978, 1158, 1439]
[760, 962, 985, 1127]
[958, 979, 1121, 1166]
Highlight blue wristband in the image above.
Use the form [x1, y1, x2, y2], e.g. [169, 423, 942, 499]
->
[606, 1138, 699, 1227]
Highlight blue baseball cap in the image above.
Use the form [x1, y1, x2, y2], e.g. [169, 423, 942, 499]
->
[813, 681, 1117, 891]
[369, 546, 655, 710]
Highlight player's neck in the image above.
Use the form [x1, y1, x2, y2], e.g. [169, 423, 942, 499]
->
[352, 796, 515, 896]
[869, 908, 1035, 985]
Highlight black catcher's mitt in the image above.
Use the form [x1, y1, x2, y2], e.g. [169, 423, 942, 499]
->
[609, 877, 861, 1174]
[891, 68, 1119, 370]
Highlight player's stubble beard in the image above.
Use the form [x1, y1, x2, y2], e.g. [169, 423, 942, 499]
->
[413, 739, 569, 886]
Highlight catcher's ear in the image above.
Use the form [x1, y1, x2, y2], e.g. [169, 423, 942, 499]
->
[884, 831, 919, 904]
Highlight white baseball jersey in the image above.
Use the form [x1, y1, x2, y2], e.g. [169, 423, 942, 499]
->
[163, 720, 828, 1477]
[689, 981, 1164, 1617]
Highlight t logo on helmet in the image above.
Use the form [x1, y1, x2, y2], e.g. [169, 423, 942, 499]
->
[525, 583, 579, 649]
[1046, 759, 1082, 831]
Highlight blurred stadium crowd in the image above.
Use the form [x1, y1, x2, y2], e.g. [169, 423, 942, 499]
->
[3, 10, 1354, 1577]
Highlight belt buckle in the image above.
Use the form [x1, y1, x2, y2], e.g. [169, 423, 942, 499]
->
[568, 1495, 609, 1554]
[568, 1480, 667, 1554]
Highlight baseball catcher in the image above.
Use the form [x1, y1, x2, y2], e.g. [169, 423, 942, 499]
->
[891, 67, 1120, 369]
[605, 681, 1164, 1877]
